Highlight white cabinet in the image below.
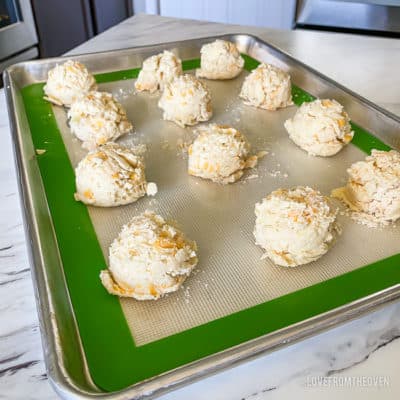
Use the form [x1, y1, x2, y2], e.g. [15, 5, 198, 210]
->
[134, 0, 297, 30]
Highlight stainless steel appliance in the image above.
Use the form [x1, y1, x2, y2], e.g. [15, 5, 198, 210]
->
[0, 0, 38, 76]
[296, 0, 400, 36]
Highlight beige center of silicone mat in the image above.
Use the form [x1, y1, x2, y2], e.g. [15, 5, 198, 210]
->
[53, 71, 400, 347]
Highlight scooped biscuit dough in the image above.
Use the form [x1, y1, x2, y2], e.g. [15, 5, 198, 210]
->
[158, 74, 212, 127]
[284, 99, 353, 157]
[239, 63, 293, 111]
[332, 149, 400, 226]
[74, 143, 156, 207]
[196, 39, 244, 80]
[43, 60, 97, 107]
[100, 211, 198, 300]
[188, 124, 258, 184]
[68, 91, 132, 150]
[135, 50, 182, 93]
[254, 186, 340, 267]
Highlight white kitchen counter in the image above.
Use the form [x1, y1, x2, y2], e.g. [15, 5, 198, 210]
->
[0, 13, 399, 400]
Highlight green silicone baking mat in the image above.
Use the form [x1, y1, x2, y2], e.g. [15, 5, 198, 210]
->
[21, 54, 399, 392]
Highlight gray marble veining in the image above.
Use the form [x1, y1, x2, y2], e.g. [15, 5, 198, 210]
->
[1, 13, 399, 400]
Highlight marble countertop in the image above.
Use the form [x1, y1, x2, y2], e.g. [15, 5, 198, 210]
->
[1, 13, 399, 400]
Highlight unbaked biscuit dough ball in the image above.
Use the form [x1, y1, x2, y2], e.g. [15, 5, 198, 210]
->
[135, 50, 182, 93]
[254, 186, 340, 267]
[332, 149, 400, 226]
[43, 60, 97, 107]
[100, 211, 198, 300]
[68, 91, 132, 150]
[284, 99, 353, 157]
[188, 124, 258, 184]
[239, 63, 293, 111]
[196, 39, 244, 80]
[158, 74, 212, 127]
[74, 143, 156, 207]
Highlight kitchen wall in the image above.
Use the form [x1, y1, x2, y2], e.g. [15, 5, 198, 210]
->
[133, 0, 297, 30]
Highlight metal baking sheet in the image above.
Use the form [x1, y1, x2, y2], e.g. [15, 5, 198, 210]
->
[4, 34, 400, 399]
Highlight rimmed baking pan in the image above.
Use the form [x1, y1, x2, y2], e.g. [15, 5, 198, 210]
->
[4, 34, 400, 399]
